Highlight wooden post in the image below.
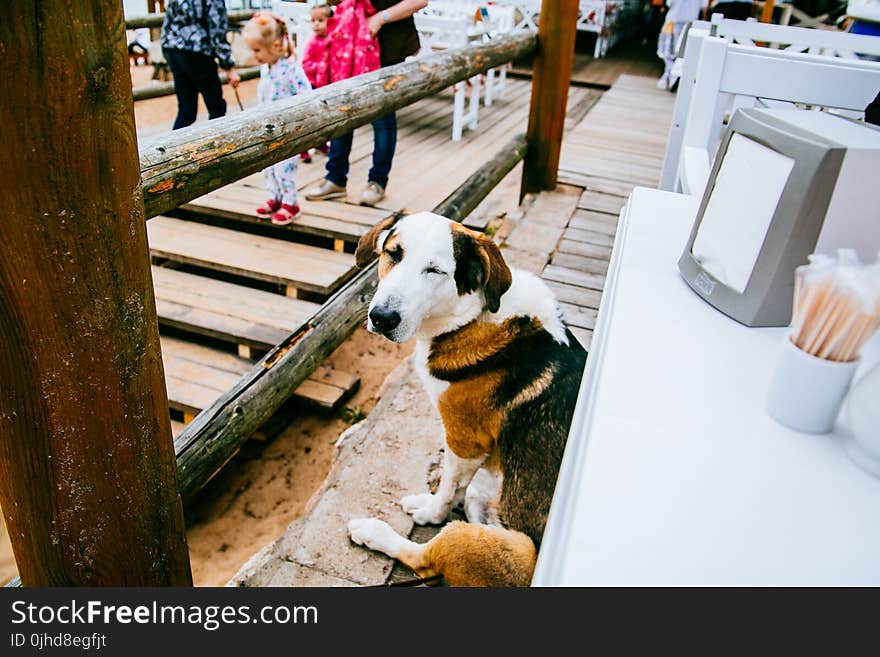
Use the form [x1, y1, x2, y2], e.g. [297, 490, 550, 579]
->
[0, 2, 192, 585]
[760, 0, 776, 23]
[521, 0, 579, 197]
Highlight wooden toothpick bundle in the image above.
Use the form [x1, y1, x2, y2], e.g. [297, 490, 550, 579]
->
[790, 251, 880, 363]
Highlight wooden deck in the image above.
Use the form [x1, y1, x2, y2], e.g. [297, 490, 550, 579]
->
[161, 336, 359, 421]
[537, 74, 675, 350]
[512, 38, 664, 89]
[179, 79, 600, 247]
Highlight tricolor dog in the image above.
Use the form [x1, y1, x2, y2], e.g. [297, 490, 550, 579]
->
[348, 211, 587, 586]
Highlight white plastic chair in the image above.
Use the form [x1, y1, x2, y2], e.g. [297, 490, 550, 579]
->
[660, 23, 880, 193]
[666, 33, 880, 196]
[414, 13, 482, 141]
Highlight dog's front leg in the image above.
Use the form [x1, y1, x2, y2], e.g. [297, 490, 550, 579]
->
[402, 449, 485, 525]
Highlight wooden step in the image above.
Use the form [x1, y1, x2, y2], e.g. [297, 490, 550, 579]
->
[147, 216, 357, 297]
[152, 265, 320, 354]
[180, 174, 390, 248]
[160, 337, 360, 419]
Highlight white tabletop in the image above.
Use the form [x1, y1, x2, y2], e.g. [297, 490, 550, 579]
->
[533, 187, 880, 586]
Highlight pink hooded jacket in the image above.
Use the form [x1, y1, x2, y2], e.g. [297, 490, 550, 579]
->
[301, 0, 381, 89]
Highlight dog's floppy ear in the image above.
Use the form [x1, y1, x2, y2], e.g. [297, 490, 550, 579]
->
[452, 226, 512, 313]
[355, 212, 404, 268]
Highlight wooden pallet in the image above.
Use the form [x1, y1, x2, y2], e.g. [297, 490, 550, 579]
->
[147, 216, 357, 298]
[161, 336, 360, 422]
[180, 175, 392, 250]
[152, 265, 319, 358]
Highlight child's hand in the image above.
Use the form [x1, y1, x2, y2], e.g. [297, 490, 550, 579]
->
[227, 68, 241, 89]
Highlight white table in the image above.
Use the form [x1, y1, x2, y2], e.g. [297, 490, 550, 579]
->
[533, 187, 880, 586]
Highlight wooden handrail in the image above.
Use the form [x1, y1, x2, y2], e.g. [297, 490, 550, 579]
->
[132, 66, 261, 101]
[175, 134, 528, 504]
[139, 31, 537, 219]
[125, 9, 255, 30]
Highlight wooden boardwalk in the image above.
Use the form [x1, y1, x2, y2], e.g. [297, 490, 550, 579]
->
[538, 75, 675, 350]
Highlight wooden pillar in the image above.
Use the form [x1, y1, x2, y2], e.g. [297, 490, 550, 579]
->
[0, 2, 192, 585]
[521, 0, 579, 197]
[760, 0, 776, 23]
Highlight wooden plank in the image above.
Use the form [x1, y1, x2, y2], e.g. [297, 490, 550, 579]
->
[161, 337, 359, 413]
[545, 280, 603, 309]
[559, 302, 598, 330]
[568, 211, 618, 235]
[542, 264, 606, 292]
[557, 238, 612, 260]
[551, 252, 609, 276]
[147, 216, 356, 296]
[556, 171, 636, 197]
[152, 266, 319, 349]
[563, 226, 615, 248]
[569, 326, 593, 350]
[578, 190, 626, 216]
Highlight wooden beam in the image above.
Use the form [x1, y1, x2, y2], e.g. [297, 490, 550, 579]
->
[760, 0, 776, 23]
[174, 134, 528, 504]
[140, 32, 537, 219]
[126, 9, 254, 30]
[521, 0, 579, 197]
[0, 1, 191, 585]
[133, 66, 261, 102]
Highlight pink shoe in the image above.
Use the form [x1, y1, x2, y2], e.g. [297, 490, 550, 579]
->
[256, 198, 281, 217]
[271, 203, 301, 226]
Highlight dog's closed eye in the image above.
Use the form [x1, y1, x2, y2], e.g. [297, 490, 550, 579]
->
[384, 245, 403, 264]
[423, 265, 447, 276]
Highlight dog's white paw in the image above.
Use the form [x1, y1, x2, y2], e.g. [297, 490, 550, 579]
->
[348, 517, 402, 556]
[401, 493, 446, 525]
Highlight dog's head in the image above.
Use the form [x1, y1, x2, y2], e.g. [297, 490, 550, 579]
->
[355, 211, 512, 342]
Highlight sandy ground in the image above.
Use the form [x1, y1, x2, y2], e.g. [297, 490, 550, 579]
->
[0, 63, 413, 586]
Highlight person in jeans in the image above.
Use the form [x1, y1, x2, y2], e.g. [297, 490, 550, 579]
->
[161, 0, 241, 130]
[305, 0, 426, 207]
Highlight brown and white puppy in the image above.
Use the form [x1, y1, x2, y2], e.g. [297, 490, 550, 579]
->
[348, 211, 587, 586]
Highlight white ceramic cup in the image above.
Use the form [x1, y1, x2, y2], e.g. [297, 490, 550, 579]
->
[766, 337, 859, 434]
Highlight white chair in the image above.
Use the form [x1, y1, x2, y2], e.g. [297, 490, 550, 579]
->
[271, 0, 314, 59]
[664, 33, 880, 196]
[480, 4, 518, 106]
[708, 13, 880, 58]
[414, 13, 483, 141]
[660, 23, 880, 192]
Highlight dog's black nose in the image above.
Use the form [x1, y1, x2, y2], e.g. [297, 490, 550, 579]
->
[369, 307, 401, 334]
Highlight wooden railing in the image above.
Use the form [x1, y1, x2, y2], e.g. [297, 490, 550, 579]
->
[124, 9, 255, 29]
[139, 32, 536, 218]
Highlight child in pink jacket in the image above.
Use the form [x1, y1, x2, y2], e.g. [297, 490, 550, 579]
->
[301, 0, 381, 88]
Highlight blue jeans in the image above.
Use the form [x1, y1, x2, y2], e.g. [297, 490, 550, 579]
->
[325, 111, 397, 189]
